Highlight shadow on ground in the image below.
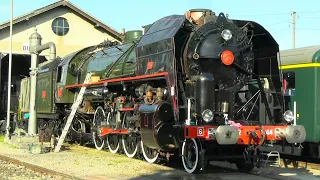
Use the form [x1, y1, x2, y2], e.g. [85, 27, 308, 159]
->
[127, 159, 320, 180]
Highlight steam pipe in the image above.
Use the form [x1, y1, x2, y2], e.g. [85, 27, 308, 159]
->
[28, 28, 56, 135]
[34, 42, 56, 61]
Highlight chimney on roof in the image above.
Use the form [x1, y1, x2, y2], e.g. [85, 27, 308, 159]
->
[122, 28, 125, 35]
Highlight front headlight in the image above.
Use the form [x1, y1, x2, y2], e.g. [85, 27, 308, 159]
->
[221, 29, 232, 41]
[284, 110, 294, 122]
[202, 109, 213, 122]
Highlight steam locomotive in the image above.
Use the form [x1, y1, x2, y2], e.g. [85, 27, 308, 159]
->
[18, 9, 306, 173]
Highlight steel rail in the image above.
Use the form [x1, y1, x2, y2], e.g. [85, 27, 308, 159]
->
[0, 154, 83, 180]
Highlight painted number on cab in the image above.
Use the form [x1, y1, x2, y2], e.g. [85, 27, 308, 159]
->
[265, 129, 273, 135]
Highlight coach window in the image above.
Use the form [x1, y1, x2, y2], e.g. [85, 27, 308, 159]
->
[283, 71, 295, 96]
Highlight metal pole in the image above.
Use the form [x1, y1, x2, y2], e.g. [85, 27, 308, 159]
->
[28, 51, 37, 135]
[28, 29, 40, 136]
[293, 101, 297, 125]
[186, 99, 191, 125]
[6, 0, 13, 138]
[292, 11, 296, 49]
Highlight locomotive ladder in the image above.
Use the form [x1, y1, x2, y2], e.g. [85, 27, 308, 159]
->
[54, 72, 92, 152]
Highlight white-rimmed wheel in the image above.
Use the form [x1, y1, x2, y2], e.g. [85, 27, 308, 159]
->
[140, 141, 159, 163]
[122, 112, 139, 158]
[182, 138, 201, 173]
[92, 106, 105, 150]
[106, 111, 120, 154]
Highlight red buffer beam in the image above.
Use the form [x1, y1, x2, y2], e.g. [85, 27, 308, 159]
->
[184, 125, 306, 145]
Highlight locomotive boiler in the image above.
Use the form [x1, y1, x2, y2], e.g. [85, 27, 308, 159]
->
[19, 9, 306, 174]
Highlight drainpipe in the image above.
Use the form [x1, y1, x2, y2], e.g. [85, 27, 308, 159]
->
[28, 28, 56, 135]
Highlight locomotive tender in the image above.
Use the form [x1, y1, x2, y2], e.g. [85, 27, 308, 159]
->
[19, 9, 306, 173]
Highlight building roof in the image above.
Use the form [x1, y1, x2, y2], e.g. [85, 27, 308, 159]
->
[0, 0, 122, 41]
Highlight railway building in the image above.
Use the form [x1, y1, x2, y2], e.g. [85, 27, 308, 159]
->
[0, 0, 122, 125]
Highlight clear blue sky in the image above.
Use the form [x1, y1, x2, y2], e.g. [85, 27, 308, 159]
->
[0, 0, 320, 50]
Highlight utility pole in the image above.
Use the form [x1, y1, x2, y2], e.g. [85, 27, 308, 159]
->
[292, 11, 296, 49]
[6, 0, 13, 138]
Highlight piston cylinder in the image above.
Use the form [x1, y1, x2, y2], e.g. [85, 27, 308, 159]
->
[195, 73, 215, 115]
[139, 101, 178, 151]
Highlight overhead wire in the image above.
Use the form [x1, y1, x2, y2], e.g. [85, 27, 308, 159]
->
[267, 20, 291, 26]
[296, 10, 320, 14]
[229, 10, 320, 17]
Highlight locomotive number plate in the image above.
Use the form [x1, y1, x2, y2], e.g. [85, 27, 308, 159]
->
[238, 129, 275, 136]
[197, 127, 204, 136]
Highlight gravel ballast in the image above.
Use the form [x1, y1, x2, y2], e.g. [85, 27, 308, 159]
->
[0, 159, 65, 180]
[0, 140, 180, 180]
[1, 137, 320, 180]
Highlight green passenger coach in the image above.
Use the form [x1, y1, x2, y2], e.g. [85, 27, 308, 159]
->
[279, 45, 320, 158]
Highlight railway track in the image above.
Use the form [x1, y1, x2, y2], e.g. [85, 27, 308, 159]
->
[282, 158, 320, 171]
[0, 154, 81, 180]
[279, 153, 320, 171]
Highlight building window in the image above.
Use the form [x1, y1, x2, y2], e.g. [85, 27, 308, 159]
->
[52, 17, 69, 36]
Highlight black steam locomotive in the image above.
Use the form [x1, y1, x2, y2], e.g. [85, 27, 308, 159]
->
[20, 9, 305, 174]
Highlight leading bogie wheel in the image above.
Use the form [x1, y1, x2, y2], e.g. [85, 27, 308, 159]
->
[140, 141, 159, 163]
[181, 138, 202, 173]
[92, 106, 106, 150]
[106, 111, 120, 154]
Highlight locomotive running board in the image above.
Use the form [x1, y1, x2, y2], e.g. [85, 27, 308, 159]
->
[54, 73, 92, 152]
[64, 72, 169, 89]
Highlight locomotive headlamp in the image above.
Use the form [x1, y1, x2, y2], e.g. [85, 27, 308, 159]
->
[202, 109, 214, 122]
[284, 110, 294, 122]
[221, 29, 232, 41]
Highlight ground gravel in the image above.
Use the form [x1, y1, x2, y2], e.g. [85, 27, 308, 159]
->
[0, 138, 319, 180]
[0, 141, 180, 180]
[0, 159, 65, 180]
